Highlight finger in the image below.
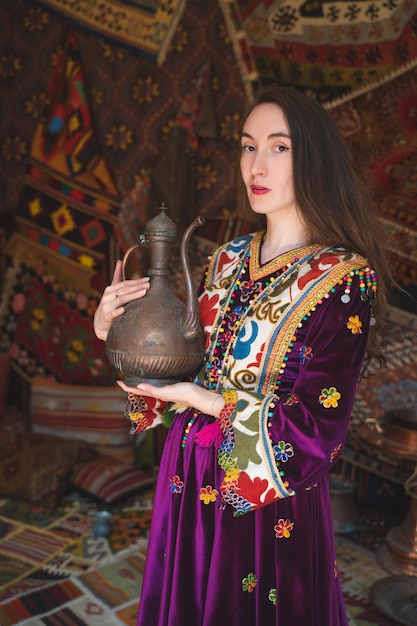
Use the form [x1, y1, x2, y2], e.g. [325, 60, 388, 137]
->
[117, 380, 142, 395]
[136, 382, 159, 396]
[111, 259, 123, 286]
[111, 284, 149, 305]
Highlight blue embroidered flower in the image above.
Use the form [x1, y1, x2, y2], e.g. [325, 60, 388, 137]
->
[273, 441, 294, 463]
[299, 345, 313, 365]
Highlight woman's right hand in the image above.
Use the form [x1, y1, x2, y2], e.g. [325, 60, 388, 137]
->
[93, 259, 150, 341]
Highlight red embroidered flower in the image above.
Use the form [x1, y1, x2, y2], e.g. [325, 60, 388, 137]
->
[284, 394, 299, 406]
[330, 443, 343, 463]
[274, 518, 294, 538]
[170, 475, 184, 494]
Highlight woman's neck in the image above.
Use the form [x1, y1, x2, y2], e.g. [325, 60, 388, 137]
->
[260, 216, 310, 265]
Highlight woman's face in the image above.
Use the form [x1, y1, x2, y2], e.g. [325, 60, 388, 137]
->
[240, 102, 297, 220]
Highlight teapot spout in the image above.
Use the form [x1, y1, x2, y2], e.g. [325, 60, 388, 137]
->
[181, 215, 205, 341]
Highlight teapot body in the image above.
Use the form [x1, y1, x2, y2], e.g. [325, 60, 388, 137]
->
[105, 206, 205, 386]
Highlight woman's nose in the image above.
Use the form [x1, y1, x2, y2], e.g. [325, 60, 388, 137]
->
[250, 152, 266, 176]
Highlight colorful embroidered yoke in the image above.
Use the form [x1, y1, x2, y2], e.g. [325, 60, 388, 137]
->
[197, 232, 375, 515]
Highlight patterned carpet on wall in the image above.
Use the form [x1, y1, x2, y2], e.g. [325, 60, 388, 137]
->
[1, 1, 248, 229]
[220, 0, 417, 104]
[33, 0, 187, 64]
[0, 489, 404, 626]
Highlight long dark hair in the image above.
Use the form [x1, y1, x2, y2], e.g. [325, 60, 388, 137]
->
[248, 86, 392, 370]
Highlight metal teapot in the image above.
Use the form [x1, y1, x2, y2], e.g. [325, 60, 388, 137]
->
[105, 205, 205, 386]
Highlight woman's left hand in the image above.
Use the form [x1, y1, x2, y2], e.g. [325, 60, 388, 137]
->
[117, 380, 225, 417]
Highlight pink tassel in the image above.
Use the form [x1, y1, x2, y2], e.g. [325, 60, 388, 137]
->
[195, 421, 223, 449]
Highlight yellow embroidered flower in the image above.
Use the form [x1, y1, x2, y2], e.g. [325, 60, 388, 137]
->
[347, 315, 362, 334]
[200, 485, 218, 504]
[319, 387, 341, 408]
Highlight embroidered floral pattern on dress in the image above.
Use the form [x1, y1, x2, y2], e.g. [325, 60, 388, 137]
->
[330, 443, 343, 463]
[299, 345, 313, 365]
[319, 387, 341, 408]
[198, 235, 374, 517]
[200, 485, 218, 504]
[274, 518, 294, 538]
[124, 393, 166, 434]
[242, 572, 257, 592]
[170, 475, 184, 494]
[347, 314, 363, 334]
[273, 441, 294, 463]
[268, 588, 277, 605]
[284, 394, 299, 406]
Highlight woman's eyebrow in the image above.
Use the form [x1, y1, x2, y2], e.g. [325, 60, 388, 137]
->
[241, 131, 291, 139]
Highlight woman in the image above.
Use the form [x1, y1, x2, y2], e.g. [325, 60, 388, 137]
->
[94, 86, 390, 625]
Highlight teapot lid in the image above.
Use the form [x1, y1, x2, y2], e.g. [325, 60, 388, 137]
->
[145, 204, 176, 238]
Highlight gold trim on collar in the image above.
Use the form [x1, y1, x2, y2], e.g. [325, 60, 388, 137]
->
[249, 231, 327, 280]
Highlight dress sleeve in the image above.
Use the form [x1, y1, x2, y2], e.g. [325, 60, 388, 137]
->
[268, 276, 371, 490]
[215, 273, 373, 515]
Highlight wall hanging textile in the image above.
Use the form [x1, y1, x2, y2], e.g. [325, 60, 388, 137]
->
[220, 0, 417, 103]
[0, 1, 247, 235]
[0, 258, 115, 385]
[32, 0, 187, 63]
[5, 30, 119, 292]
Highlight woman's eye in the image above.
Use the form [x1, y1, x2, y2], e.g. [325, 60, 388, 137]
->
[241, 145, 254, 152]
[274, 144, 288, 153]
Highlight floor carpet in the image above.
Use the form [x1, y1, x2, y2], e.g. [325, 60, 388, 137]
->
[0, 491, 153, 625]
[0, 492, 406, 626]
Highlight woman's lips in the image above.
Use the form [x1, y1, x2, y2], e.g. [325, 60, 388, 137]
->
[250, 184, 270, 195]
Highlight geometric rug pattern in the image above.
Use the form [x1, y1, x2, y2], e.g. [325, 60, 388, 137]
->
[0, 491, 403, 626]
[337, 535, 401, 626]
[0, 491, 153, 625]
[219, 1, 417, 104]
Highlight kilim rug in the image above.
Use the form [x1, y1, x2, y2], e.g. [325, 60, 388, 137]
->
[0, 491, 404, 625]
[32, 0, 187, 63]
[336, 533, 401, 626]
[6, 30, 120, 293]
[0, 491, 153, 625]
[219, 0, 417, 103]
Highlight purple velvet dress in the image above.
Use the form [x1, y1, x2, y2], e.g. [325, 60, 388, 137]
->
[137, 233, 374, 626]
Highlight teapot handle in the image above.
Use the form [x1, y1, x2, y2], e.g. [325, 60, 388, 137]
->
[121, 236, 147, 280]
